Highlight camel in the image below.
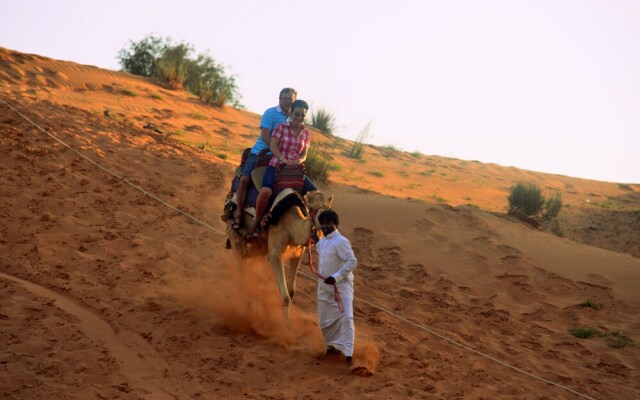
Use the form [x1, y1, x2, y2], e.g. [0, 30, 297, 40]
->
[225, 190, 333, 321]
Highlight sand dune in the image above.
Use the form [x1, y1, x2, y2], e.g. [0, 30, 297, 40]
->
[1, 48, 639, 399]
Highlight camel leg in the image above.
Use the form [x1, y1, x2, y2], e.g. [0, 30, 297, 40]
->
[285, 246, 305, 302]
[268, 246, 291, 323]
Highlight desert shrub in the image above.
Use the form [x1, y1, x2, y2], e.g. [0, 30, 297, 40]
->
[156, 43, 192, 89]
[508, 182, 564, 233]
[507, 181, 545, 217]
[118, 35, 241, 107]
[543, 190, 563, 221]
[569, 326, 599, 339]
[578, 299, 599, 309]
[186, 53, 240, 107]
[603, 332, 633, 348]
[188, 111, 208, 120]
[548, 219, 564, 237]
[310, 107, 337, 136]
[431, 195, 449, 203]
[350, 121, 373, 159]
[121, 88, 137, 97]
[117, 35, 168, 77]
[304, 146, 331, 184]
[419, 169, 436, 176]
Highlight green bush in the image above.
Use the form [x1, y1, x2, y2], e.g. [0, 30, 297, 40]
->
[604, 332, 633, 348]
[507, 181, 545, 217]
[186, 54, 240, 107]
[578, 299, 599, 309]
[304, 146, 331, 184]
[156, 43, 192, 89]
[543, 190, 563, 220]
[188, 111, 208, 120]
[118, 35, 241, 107]
[548, 219, 564, 237]
[507, 182, 564, 232]
[117, 35, 169, 77]
[569, 326, 599, 339]
[310, 107, 337, 136]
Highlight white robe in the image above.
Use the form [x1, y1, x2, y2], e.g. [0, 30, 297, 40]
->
[315, 230, 357, 356]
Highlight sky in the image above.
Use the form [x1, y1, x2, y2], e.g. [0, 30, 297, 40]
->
[2, 0, 639, 183]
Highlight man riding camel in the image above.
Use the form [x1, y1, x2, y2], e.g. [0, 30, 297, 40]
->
[231, 87, 297, 230]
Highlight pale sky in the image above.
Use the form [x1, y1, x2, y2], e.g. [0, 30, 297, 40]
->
[2, 0, 639, 183]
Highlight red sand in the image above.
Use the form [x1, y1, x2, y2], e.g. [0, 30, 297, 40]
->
[1, 47, 638, 399]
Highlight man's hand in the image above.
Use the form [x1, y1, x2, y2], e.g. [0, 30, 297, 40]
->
[324, 276, 336, 285]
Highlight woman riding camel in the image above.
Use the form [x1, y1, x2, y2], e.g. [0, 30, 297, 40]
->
[248, 99, 317, 236]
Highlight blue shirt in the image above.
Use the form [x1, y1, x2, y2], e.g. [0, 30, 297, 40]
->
[251, 105, 289, 155]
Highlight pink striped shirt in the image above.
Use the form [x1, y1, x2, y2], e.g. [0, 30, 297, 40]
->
[269, 122, 311, 167]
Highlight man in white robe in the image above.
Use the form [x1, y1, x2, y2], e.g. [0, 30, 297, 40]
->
[315, 210, 357, 368]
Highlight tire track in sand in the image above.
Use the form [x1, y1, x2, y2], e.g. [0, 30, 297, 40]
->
[0, 271, 175, 399]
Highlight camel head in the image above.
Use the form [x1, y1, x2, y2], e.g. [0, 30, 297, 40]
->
[305, 191, 333, 211]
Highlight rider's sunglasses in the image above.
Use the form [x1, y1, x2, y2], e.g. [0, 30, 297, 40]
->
[293, 112, 306, 118]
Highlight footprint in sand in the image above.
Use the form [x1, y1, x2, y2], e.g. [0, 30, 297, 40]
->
[496, 244, 522, 256]
[377, 246, 402, 271]
[471, 235, 495, 246]
[351, 366, 374, 377]
[351, 227, 374, 262]
[584, 273, 613, 287]
[406, 263, 432, 283]
[414, 218, 435, 232]
[463, 250, 489, 273]
[45, 78, 60, 89]
[429, 232, 448, 243]
[43, 68, 68, 80]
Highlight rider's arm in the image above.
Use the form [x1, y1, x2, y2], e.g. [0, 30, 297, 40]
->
[298, 131, 310, 163]
[270, 136, 285, 163]
[260, 128, 271, 147]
